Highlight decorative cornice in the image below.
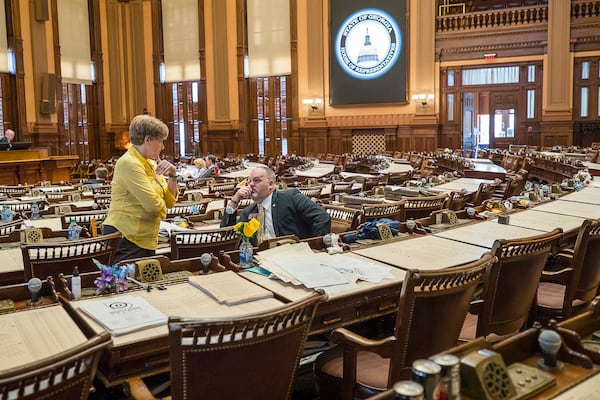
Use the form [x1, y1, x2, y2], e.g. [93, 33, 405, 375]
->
[439, 40, 546, 55]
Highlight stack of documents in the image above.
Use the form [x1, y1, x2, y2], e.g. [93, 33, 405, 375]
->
[254, 243, 394, 294]
[79, 295, 167, 336]
[188, 271, 274, 305]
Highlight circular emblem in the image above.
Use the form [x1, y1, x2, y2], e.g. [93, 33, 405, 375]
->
[335, 8, 401, 80]
[109, 301, 129, 310]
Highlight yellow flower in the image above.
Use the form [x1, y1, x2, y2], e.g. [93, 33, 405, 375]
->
[234, 218, 260, 239]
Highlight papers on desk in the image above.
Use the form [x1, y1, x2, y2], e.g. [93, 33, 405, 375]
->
[78, 295, 167, 336]
[158, 220, 196, 237]
[188, 270, 274, 305]
[254, 243, 394, 294]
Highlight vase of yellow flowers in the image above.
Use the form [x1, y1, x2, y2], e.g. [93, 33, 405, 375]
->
[234, 218, 260, 268]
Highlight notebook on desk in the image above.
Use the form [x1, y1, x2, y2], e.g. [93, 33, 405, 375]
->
[78, 295, 167, 336]
[188, 271, 274, 305]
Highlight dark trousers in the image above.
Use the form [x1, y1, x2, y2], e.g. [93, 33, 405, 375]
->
[103, 225, 155, 263]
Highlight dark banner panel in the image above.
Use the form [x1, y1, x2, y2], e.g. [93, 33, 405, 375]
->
[329, 0, 407, 105]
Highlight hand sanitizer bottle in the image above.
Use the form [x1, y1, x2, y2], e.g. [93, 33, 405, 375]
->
[68, 218, 81, 240]
[71, 266, 81, 300]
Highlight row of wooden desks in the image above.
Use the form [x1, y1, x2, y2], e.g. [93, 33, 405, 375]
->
[2, 185, 600, 389]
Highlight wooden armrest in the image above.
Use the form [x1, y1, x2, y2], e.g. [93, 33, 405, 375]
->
[541, 268, 573, 284]
[469, 299, 484, 315]
[331, 328, 396, 358]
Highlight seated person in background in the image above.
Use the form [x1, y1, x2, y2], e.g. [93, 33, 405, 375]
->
[190, 157, 207, 179]
[0, 129, 15, 148]
[196, 154, 219, 178]
[85, 165, 109, 188]
[221, 165, 331, 242]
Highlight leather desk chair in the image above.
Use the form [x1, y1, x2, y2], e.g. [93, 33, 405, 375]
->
[169, 226, 240, 260]
[460, 228, 563, 342]
[322, 204, 363, 233]
[315, 253, 495, 400]
[537, 219, 600, 322]
[470, 181, 498, 206]
[21, 232, 120, 283]
[167, 291, 326, 400]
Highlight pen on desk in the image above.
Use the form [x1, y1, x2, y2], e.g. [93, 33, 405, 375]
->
[127, 276, 152, 291]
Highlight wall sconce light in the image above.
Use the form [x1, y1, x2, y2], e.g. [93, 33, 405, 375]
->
[302, 98, 323, 111]
[412, 93, 434, 107]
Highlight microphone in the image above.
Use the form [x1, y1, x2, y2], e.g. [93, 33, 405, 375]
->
[27, 278, 43, 305]
[406, 219, 416, 234]
[538, 329, 563, 371]
[200, 253, 212, 274]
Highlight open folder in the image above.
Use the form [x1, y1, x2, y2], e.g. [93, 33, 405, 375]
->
[188, 271, 274, 305]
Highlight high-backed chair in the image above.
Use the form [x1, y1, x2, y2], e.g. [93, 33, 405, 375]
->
[170, 226, 240, 260]
[0, 218, 23, 239]
[168, 291, 326, 400]
[537, 219, 600, 321]
[21, 232, 120, 283]
[0, 330, 111, 400]
[361, 200, 406, 222]
[460, 228, 563, 341]
[322, 204, 363, 233]
[470, 181, 498, 206]
[403, 193, 448, 220]
[315, 253, 495, 400]
[166, 202, 208, 218]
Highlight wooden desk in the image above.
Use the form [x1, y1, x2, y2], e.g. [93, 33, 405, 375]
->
[531, 200, 600, 219]
[0, 151, 78, 185]
[241, 252, 407, 335]
[354, 235, 487, 269]
[502, 209, 586, 235]
[0, 304, 87, 372]
[463, 162, 506, 180]
[294, 162, 336, 178]
[430, 177, 494, 193]
[69, 281, 285, 386]
[558, 187, 600, 205]
[433, 220, 543, 249]
[0, 246, 25, 285]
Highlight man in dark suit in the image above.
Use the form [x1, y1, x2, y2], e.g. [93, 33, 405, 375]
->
[221, 165, 331, 241]
[0, 129, 15, 149]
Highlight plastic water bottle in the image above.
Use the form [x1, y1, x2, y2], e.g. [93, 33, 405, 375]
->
[31, 202, 40, 219]
[1, 205, 13, 222]
[68, 218, 81, 240]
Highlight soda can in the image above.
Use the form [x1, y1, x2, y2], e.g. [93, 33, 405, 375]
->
[412, 359, 441, 400]
[431, 354, 460, 400]
[393, 380, 424, 400]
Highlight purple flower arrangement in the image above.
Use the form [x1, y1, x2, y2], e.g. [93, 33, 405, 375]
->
[92, 258, 135, 295]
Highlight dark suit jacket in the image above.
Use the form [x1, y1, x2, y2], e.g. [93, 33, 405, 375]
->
[221, 189, 331, 240]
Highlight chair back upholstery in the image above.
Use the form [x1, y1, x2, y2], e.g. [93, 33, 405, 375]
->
[361, 200, 406, 222]
[0, 330, 111, 400]
[170, 226, 240, 260]
[21, 232, 120, 282]
[565, 219, 600, 311]
[403, 193, 448, 220]
[388, 253, 494, 383]
[477, 228, 563, 338]
[322, 204, 363, 233]
[168, 291, 326, 400]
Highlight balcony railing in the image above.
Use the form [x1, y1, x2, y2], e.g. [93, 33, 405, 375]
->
[437, 1, 599, 33]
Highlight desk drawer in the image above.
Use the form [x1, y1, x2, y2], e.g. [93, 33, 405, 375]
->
[309, 283, 402, 335]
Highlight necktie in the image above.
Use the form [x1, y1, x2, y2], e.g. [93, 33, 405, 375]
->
[257, 204, 265, 244]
